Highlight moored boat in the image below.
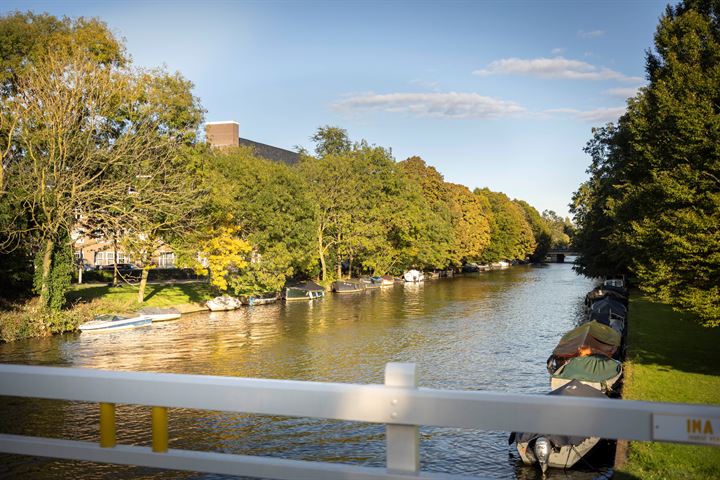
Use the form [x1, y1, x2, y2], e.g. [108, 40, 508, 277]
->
[206, 295, 243, 312]
[546, 321, 621, 374]
[511, 380, 607, 473]
[284, 280, 325, 301]
[380, 275, 395, 286]
[79, 314, 151, 332]
[359, 276, 382, 289]
[332, 280, 365, 293]
[587, 296, 627, 334]
[403, 269, 424, 282]
[550, 354, 623, 394]
[239, 293, 280, 306]
[138, 307, 181, 322]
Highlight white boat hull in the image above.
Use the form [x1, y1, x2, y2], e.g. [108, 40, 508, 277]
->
[80, 316, 151, 332]
[206, 296, 242, 311]
[403, 270, 424, 282]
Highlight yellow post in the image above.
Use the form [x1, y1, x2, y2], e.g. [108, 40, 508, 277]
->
[99, 402, 116, 448]
[151, 406, 168, 453]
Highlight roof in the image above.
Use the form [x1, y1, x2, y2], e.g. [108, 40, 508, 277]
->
[239, 138, 300, 165]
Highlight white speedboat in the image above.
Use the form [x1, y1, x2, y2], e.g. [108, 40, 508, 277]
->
[138, 307, 182, 322]
[206, 295, 242, 311]
[79, 314, 151, 333]
[403, 269, 424, 282]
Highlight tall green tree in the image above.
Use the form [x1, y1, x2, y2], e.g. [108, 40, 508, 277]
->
[397, 157, 455, 269]
[446, 183, 492, 265]
[1, 40, 204, 308]
[205, 147, 317, 293]
[515, 199, 552, 262]
[571, 0, 720, 325]
[475, 188, 535, 263]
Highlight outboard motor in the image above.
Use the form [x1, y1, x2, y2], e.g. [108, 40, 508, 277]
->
[533, 437, 551, 474]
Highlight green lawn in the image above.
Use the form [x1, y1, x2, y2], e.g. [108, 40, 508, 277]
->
[615, 295, 720, 480]
[67, 282, 214, 313]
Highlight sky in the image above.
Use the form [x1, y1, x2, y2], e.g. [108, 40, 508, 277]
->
[4, 0, 669, 217]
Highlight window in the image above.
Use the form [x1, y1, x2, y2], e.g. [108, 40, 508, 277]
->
[158, 252, 175, 268]
[93, 251, 126, 266]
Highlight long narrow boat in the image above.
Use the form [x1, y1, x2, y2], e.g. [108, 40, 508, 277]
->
[332, 280, 365, 293]
[138, 307, 182, 322]
[239, 293, 280, 306]
[206, 295, 243, 312]
[511, 380, 607, 473]
[284, 281, 325, 301]
[79, 314, 151, 333]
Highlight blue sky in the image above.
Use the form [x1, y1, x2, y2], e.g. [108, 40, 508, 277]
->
[6, 1, 668, 217]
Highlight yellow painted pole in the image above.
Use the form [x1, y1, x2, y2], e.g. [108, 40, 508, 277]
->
[151, 406, 168, 453]
[99, 403, 116, 448]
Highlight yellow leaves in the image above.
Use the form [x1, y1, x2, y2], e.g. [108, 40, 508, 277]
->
[197, 226, 252, 292]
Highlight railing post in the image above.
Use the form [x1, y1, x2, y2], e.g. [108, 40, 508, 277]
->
[152, 406, 168, 453]
[99, 402, 116, 448]
[385, 362, 419, 475]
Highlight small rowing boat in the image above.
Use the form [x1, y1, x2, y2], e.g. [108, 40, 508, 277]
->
[239, 293, 280, 306]
[206, 296, 243, 312]
[79, 314, 151, 333]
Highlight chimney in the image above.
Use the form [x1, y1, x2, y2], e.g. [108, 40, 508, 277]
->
[205, 121, 239, 148]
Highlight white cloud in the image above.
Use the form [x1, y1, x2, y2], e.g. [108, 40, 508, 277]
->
[332, 92, 525, 119]
[578, 29, 605, 38]
[551, 47, 565, 55]
[604, 86, 642, 98]
[473, 56, 641, 82]
[547, 106, 626, 123]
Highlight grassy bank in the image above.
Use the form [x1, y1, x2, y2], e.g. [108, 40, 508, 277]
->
[66, 282, 214, 311]
[1, 282, 213, 343]
[615, 295, 720, 480]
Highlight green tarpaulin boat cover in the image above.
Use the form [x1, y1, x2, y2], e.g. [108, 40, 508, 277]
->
[552, 355, 622, 382]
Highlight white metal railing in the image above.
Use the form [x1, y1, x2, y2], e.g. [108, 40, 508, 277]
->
[0, 363, 718, 479]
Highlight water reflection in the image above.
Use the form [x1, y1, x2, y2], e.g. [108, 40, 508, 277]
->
[0, 264, 607, 479]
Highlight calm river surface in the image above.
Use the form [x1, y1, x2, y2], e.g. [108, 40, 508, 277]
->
[0, 264, 611, 479]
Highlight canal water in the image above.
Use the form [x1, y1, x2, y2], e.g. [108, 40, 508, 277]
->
[0, 264, 612, 479]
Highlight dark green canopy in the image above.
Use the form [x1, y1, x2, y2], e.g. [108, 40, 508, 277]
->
[552, 355, 622, 383]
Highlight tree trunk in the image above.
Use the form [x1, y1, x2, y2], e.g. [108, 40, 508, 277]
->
[336, 253, 342, 280]
[349, 255, 353, 279]
[112, 237, 119, 286]
[318, 227, 327, 281]
[78, 266, 83, 284]
[39, 238, 54, 309]
[137, 267, 150, 303]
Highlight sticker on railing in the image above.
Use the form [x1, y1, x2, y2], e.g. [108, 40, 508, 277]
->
[653, 414, 720, 446]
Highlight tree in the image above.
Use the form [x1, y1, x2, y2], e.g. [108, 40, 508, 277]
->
[475, 188, 535, 262]
[204, 147, 316, 293]
[1, 46, 203, 308]
[542, 210, 572, 250]
[446, 183, 492, 265]
[571, 0, 720, 325]
[515, 199, 552, 262]
[397, 157, 455, 269]
[310, 125, 352, 157]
